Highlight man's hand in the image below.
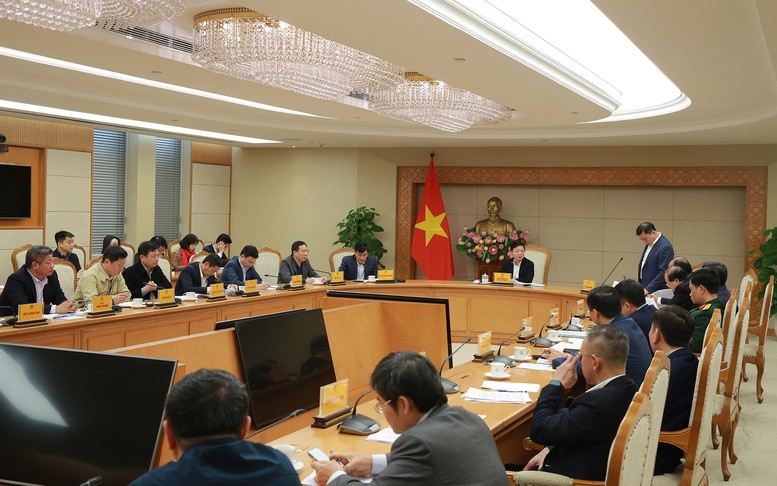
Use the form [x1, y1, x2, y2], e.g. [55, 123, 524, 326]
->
[306, 277, 316, 284]
[77, 269, 85, 279]
[56, 300, 77, 314]
[553, 354, 580, 390]
[258, 282, 270, 290]
[523, 447, 550, 471]
[113, 294, 129, 304]
[329, 453, 373, 477]
[312, 460, 343, 485]
[540, 348, 565, 361]
[144, 281, 157, 294]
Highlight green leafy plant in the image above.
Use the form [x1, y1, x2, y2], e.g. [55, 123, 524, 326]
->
[750, 227, 777, 316]
[334, 206, 387, 267]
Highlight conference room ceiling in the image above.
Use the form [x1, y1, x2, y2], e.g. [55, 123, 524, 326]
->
[1, 0, 776, 148]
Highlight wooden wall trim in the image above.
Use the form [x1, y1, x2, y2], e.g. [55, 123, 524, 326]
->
[0, 116, 92, 152]
[190, 142, 232, 166]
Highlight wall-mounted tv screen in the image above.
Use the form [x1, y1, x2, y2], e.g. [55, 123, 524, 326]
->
[0, 163, 31, 219]
[0, 343, 177, 486]
[235, 308, 336, 428]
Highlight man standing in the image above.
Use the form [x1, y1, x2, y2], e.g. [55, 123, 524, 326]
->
[636, 222, 674, 293]
[52, 230, 84, 277]
[614, 279, 656, 341]
[129, 369, 300, 485]
[220, 245, 268, 289]
[523, 326, 637, 481]
[175, 254, 222, 295]
[279, 241, 326, 284]
[312, 351, 507, 485]
[75, 245, 131, 304]
[688, 268, 723, 353]
[0, 245, 76, 315]
[498, 241, 535, 284]
[122, 241, 172, 299]
[339, 241, 378, 280]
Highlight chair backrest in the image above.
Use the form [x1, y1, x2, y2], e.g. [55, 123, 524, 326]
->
[85, 255, 102, 270]
[524, 245, 551, 285]
[196, 239, 205, 253]
[604, 392, 654, 485]
[52, 258, 77, 301]
[738, 269, 756, 311]
[71, 244, 87, 269]
[329, 247, 353, 273]
[752, 275, 775, 342]
[683, 328, 723, 486]
[189, 250, 209, 264]
[637, 351, 670, 485]
[169, 239, 181, 256]
[725, 295, 750, 401]
[11, 244, 32, 272]
[120, 243, 136, 264]
[157, 255, 172, 282]
[255, 247, 282, 284]
[723, 285, 746, 365]
[702, 308, 722, 350]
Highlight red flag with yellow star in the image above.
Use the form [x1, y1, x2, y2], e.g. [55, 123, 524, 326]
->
[412, 155, 454, 280]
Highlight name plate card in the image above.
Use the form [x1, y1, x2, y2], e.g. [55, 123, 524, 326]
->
[92, 295, 112, 313]
[18, 302, 43, 322]
[210, 283, 224, 298]
[522, 316, 534, 329]
[582, 279, 595, 291]
[330, 271, 345, 283]
[576, 299, 586, 315]
[478, 331, 492, 355]
[245, 279, 258, 293]
[493, 272, 511, 284]
[157, 288, 174, 304]
[319, 379, 349, 417]
[378, 269, 394, 281]
[550, 307, 560, 325]
[291, 275, 303, 287]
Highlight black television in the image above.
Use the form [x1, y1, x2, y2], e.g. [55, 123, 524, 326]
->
[214, 308, 305, 331]
[0, 163, 31, 219]
[235, 308, 336, 428]
[0, 342, 177, 486]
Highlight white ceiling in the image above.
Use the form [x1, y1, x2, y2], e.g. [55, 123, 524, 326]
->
[1, 0, 776, 148]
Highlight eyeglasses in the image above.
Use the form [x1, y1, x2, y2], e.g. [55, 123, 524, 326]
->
[374, 399, 391, 414]
[578, 353, 605, 359]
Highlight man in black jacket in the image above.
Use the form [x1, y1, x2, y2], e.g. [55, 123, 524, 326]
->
[0, 245, 76, 315]
[175, 254, 222, 295]
[122, 241, 172, 299]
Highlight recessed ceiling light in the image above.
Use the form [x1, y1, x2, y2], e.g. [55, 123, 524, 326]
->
[151, 70, 163, 74]
[171, 119, 179, 122]
[453, 57, 467, 61]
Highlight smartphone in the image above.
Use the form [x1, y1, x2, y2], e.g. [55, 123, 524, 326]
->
[308, 448, 330, 462]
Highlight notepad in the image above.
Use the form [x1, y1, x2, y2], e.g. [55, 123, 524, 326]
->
[462, 387, 532, 404]
[365, 427, 400, 444]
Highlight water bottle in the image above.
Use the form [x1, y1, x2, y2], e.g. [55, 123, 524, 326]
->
[481, 272, 489, 284]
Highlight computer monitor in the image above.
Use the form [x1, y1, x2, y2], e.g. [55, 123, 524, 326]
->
[214, 308, 305, 331]
[234, 308, 336, 428]
[0, 342, 177, 486]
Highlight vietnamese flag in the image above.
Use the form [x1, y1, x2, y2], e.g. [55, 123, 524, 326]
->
[411, 154, 454, 280]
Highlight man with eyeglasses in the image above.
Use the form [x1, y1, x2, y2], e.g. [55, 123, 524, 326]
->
[311, 351, 508, 485]
[521, 325, 637, 481]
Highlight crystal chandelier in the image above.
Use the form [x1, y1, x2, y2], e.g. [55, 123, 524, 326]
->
[0, 0, 101, 31]
[192, 8, 405, 102]
[369, 73, 514, 132]
[94, 0, 184, 30]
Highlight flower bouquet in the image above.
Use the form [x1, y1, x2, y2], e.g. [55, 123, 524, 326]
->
[455, 228, 528, 264]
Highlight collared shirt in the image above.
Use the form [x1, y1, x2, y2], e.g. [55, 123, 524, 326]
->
[357, 262, 365, 281]
[512, 260, 523, 280]
[26, 269, 47, 303]
[141, 263, 155, 296]
[74, 263, 131, 302]
[242, 263, 250, 283]
[639, 233, 663, 278]
[586, 373, 626, 393]
[199, 266, 210, 288]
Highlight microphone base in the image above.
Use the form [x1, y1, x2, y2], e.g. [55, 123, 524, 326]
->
[533, 337, 554, 348]
[338, 414, 381, 435]
[491, 354, 516, 367]
[441, 377, 461, 394]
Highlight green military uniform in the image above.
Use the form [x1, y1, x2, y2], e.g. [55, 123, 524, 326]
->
[689, 297, 722, 353]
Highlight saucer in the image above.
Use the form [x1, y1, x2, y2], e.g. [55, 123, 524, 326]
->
[292, 460, 304, 471]
[484, 372, 511, 380]
[510, 355, 532, 362]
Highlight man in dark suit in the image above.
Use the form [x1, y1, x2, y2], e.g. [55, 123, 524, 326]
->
[52, 230, 83, 277]
[614, 279, 656, 342]
[174, 254, 222, 295]
[636, 222, 674, 293]
[279, 240, 326, 284]
[654, 259, 695, 311]
[0, 245, 76, 315]
[312, 351, 508, 486]
[498, 241, 534, 283]
[202, 233, 231, 266]
[339, 241, 378, 280]
[220, 245, 268, 289]
[122, 241, 172, 299]
[524, 326, 638, 481]
[129, 369, 299, 485]
[647, 305, 699, 475]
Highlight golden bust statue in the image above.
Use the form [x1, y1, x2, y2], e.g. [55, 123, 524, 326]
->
[475, 196, 516, 235]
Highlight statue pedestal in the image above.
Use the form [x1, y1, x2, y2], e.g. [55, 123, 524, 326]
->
[476, 260, 504, 282]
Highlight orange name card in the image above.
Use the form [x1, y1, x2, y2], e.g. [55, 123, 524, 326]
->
[157, 288, 174, 304]
[378, 269, 394, 281]
[522, 316, 534, 329]
[92, 295, 112, 313]
[330, 271, 345, 283]
[210, 283, 224, 297]
[550, 308, 560, 325]
[576, 299, 586, 315]
[583, 279, 595, 291]
[493, 272, 511, 284]
[478, 331, 492, 355]
[291, 275, 303, 287]
[319, 379, 349, 417]
[18, 302, 43, 322]
[245, 279, 257, 293]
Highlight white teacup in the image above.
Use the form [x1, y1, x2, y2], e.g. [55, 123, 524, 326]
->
[185, 291, 196, 298]
[272, 444, 301, 463]
[131, 298, 143, 308]
[570, 317, 582, 327]
[313, 277, 323, 285]
[367, 275, 377, 282]
[490, 362, 509, 377]
[513, 346, 531, 359]
[547, 330, 562, 341]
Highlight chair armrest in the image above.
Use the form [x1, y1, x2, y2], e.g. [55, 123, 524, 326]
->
[658, 428, 690, 452]
[512, 471, 575, 486]
[523, 437, 545, 451]
[573, 481, 606, 486]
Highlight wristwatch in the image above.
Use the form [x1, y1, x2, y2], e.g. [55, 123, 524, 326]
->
[549, 379, 564, 389]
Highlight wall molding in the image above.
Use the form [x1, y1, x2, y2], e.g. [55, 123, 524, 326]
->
[0, 116, 92, 152]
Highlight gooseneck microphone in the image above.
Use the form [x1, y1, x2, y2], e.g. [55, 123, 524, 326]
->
[339, 389, 381, 435]
[263, 274, 290, 289]
[246, 408, 306, 438]
[439, 337, 471, 393]
[532, 313, 555, 348]
[312, 269, 332, 276]
[601, 257, 624, 286]
[492, 327, 527, 367]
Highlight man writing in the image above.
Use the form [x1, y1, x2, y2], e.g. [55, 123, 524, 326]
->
[636, 222, 674, 293]
[174, 254, 222, 295]
[523, 326, 637, 481]
[312, 351, 507, 485]
[0, 245, 76, 315]
[338, 241, 378, 280]
[122, 241, 172, 299]
[279, 241, 326, 284]
[75, 245, 131, 304]
[220, 245, 268, 289]
[688, 267, 723, 353]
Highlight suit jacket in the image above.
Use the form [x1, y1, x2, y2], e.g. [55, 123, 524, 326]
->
[531, 376, 638, 481]
[638, 234, 674, 293]
[498, 258, 535, 283]
[338, 254, 378, 280]
[129, 438, 299, 486]
[0, 266, 68, 315]
[655, 347, 699, 475]
[331, 404, 508, 486]
[660, 280, 694, 311]
[278, 255, 320, 284]
[52, 249, 81, 272]
[122, 261, 172, 299]
[202, 244, 229, 266]
[174, 263, 218, 295]
[630, 304, 657, 342]
[219, 256, 262, 285]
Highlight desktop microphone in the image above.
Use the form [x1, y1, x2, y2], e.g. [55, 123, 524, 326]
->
[339, 389, 381, 436]
[0, 306, 17, 326]
[602, 257, 624, 286]
[312, 269, 332, 276]
[263, 274, 290, 289]
[246, 408, 307, 438]
[439, 337, 471, 393]
[492, 328, 526, 367]
[532, 313, 555, 348]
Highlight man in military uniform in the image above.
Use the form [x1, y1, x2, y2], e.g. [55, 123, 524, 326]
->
[688, 267, 722, 352]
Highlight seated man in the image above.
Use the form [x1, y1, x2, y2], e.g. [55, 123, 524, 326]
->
[703, 261, 731, 305]
[129, 369, 299, 485]
[122, 241, 172, 299]
[648, 305, 699, 475]
[279, 240, 326, 284]
[52, 230, 84, 277]
[498, 241, 534, 283]
[524, 326, 637, 481]
[312, 351, 507, 485]
[339, 241, 378, 280]
[203, 233, 231, 266]
[688, 267, 723, 353]
[0, 245, 76, 315]
[174, 253, 221, 295]
[220, 245, 268, 289]
[543, 285, 651, 386]
[614, 279, 656, 342]
[75, 245, 131, 304]
[655, 261, 695, 311]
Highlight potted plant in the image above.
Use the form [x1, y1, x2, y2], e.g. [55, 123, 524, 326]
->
[334, 206, 387, 267]
[751, 227, 777, 317]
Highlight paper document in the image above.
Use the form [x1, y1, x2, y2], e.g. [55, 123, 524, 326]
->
[463, 387, 532, 404]
[517, 362, 554, 372]
[365, 427, 400, 444]
[514, 282, 546, 287]
[303, 472, 372, 485]
[481, 381, 540, 393]
[558, 330, 587, 339]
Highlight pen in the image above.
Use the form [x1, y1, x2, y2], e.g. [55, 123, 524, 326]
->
[330, 450, 345, 467]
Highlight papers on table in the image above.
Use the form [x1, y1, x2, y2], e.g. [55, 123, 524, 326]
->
[365, 427, 400, 444]
[463, 387, 532, 404]
[514, 282, 546, 287]
[303, 472, 372, 485]
[517, 362, 554, 372]
[481, 381, 540, 393]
